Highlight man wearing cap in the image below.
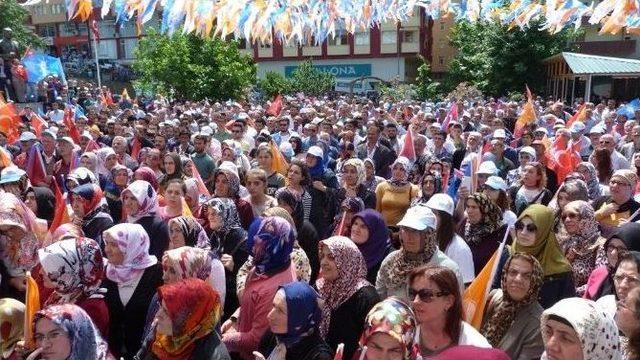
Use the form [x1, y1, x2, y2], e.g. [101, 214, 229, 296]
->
[46, 101, 65, 124]
[41, 130, 59, 179]
[53, 137, 77, 189]
[0, 166, 28, 197]
[490, 138, 516, 178]
[14, 131, 37, 171]
[568, 121, 591, 161]
[593, 169, 640, 237]
[356, 122, 396, 178]
[376, 205, 464, 302]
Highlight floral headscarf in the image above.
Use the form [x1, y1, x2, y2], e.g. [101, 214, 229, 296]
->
[95, 147, 116, 177]
[383, 225, 438, 291]
[162, 246, 215, 287]
[80, 152, 98, 173]
[389, 156, 411, 187]
[44, 223, 84, 247]
[38, 237, 106, 305]
[247, 216, 295, 275]
[341, 158, 366, 187]
[556, 200, 602, 257]
[541, 298, 621, 360]
[464, 193, 503, 245]
[168, 216, 211, 250]
[358, 297, 417, 360]
[152, 278, 221, 360]
[104, 223, 158, 284]
[0, 298, 24, 358]
[33, 304, 110, 360]
[204, 197, 242, 234]
[214, 162, 241, 198]
[316, 236, 371, 337]
[66, 166, 99, 189]
[578, 162, 602, 200]
[121, 180, 159, 222]
[481, 253, 544, 347]
[134, 166, 159, 191]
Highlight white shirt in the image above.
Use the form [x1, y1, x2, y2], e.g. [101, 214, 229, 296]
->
[47, 109, 64, 124]
[444, 234, 475, 284]
[117, 271, 144, 307]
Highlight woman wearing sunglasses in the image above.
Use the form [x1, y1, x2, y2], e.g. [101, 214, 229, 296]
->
[408, 265, 490, 357]
[511, 204, 575, 309]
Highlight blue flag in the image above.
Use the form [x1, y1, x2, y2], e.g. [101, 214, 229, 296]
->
[22, 54, 66, 84]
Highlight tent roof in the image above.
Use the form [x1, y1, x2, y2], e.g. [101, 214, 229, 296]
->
[544, 52, 640, 75]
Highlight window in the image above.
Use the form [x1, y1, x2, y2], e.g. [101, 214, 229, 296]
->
[439, 56, 444, 65]
[355, 31, 370, 45]
[51, 4, 64, 14]
[403, 30, 417, 43]
[33, 5, 46, 16]
[37, 25, 56, 37]
[328, 33, 349, 46]
[381, 30, 397, 44]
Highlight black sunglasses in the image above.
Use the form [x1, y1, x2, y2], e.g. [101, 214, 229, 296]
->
[515, 221, 537, 233]
[408, 288, 449, 303]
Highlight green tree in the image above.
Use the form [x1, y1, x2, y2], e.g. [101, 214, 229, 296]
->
[258, 71, 291, 98]
[288, 60, 335, 96]
[133, 29, 256, 101]
[415, 57, 441, 100]
[445, 20, 579, 96]
[0, 0, 45, 52]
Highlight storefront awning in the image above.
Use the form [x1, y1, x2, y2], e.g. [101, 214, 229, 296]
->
[544, 52, 640, 76]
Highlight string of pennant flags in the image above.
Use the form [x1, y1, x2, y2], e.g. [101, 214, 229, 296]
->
[20, 0, 640, 44]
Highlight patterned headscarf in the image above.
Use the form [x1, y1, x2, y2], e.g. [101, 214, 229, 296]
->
[45, 223, 84, 247]
[383, 225, 439, 291]
[358, 297, 417, 360]
[316, 236, 370, 337]
[134, 166, 159, 191]
[214, 163, 241, 198]
[276, 282, 322, 347]
[168, 216, 211, 250]
[162, 246, 215, 288]
[247, 216, 295, 275]
[578, 162, 602, 200]
[341, 158, 366, 187]
[204, 197, 242, 234]
[556, 200, 601, 257]
[104, 223, 158, 284]
[481, 253, 544, 347]
[38, 237, 106, 305]
[0, 298, 24, 358]
[66, 167, 99, 189]
[33, 304, 110, 360]
[464, 193, 503, 245]
[121, 180, 159, 223]
[95, 147, 116, 177]
[80, 152, 98, 172]
[541, 298, 621, 360]
[70, 183, 107, 220]
[152, 278, 221, 360]
[389, 156, 411, 187]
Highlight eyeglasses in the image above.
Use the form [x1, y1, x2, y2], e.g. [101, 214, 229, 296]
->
[613, 274, 640, 285]
[515, 221, 537, 233]
[408, 288, 450, 303]
[561, 212, 579, 220]
[34, 330, 65, 343]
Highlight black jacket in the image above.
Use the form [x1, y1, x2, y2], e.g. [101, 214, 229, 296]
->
[356, 142, 396, 179]
[309, 168, 339, 239]
[259, 330, 334, 360]
[82, 210, 114, 252]
[136, 215, 170, 260]
[210, 227, 250, 320]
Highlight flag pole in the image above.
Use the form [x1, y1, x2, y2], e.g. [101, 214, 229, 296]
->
[89, 21, 102, 88]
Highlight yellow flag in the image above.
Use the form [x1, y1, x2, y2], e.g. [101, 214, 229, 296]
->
[181, 197, 194, 218]
[270, 140, 289, 176]
[24, 271, 40, 349]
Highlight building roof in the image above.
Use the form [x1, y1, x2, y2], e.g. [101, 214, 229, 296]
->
[544, 52, 640, 75]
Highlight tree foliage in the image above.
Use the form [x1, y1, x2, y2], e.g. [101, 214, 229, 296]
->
[445, 20, 579, 96]
[258, 71, 291, 98]
[133, 29, 256, 101]
[0, 0, 46, 51]
[379, 77, 417, 102]
[257, 60, 335, 97]
[415, 57, 441, 101]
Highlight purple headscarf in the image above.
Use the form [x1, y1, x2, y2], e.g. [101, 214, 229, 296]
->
[351, 209, 391, 270]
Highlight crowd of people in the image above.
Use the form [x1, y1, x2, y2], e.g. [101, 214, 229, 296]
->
[0, 80, 639, 360]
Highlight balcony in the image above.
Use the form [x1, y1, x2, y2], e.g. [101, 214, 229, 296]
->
[573, 40, 637, 57]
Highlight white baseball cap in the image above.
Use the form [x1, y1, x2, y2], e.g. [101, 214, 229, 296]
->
[478, 161, 499, 175]
[570, 121, 586, 133]
[519, 146, 536, 160]
[484, 176, 508, 191]
[397, 206, 437, 231]
[425, 194, 454, 216]
[307, 146, 324, 159]
[493, 129, 506, 139]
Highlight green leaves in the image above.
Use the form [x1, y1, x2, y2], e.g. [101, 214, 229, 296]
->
[256, 60, 335, 97]
[0, 0, 46, 51]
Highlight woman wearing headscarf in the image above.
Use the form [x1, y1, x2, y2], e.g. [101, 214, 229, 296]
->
[121, 180, 170, 260]
[104, 164, 130, 223]
[44, 222, 84, 247]
[204, 197, 250, 320]
[576, 161, 606, 200]
[222, 216, 297, 360]
[412, 170, 443, 206]
[375, 156, 419, 227]
[349, 209, 393, 284]
[316, 236, 380, 360]
[0, 193, 47, 300]
[306, 146, 340, 238]
[96, 147, 118, 185]
[556, 200, 607, 296]
[363, 158, 384, 194]
[0, 298, 24, 360]
[158, 152, 185, 195]
[481, 253, 545, 360]
[330, 197, 365, 237]
[330, 158, 376, 210]
[510, 204, 575, 308]
[37, 237, 109, 337]
[255, 281, 333, 360]
[540, 298, 621, 360]
[23, 186, 55, 226]
[65, 166, 99, 191]
[213, 161, 254, 229]
[70, 183, 114, 251]
[168, 215, 211, 249]
[103, 223, 162, 359]
[463, 193, 508, 276]
[353, 297, 418, 360]
[32, 304, 114, 360]
[221, 139, 251, 174]
[80, 152, 106, 188]
[584, 223, 640, 300]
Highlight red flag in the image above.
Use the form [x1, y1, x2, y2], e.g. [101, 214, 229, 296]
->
[63, 107, 81, 144]
[84, 139, 101, 152]
[130, 137, 141, 160]
[190, 161, 211, 197]
[106, 90, 114, 106]
[441, 102, 458, 131]
[0, 103, 21, 144]
[30, 114, 47, 138]
[266, 95, 283, 117]
[399, 128, 416, 162]
[25, 145, 47, 186]
[48, 181, 70, 234]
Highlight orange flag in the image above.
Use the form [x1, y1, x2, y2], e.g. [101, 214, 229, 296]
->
[24, 271, 40, 349]
[270, 140, 289, 175]
[514, 85, 536, 138]
[566, 103, 587, 127]
[181, 197, 194, 218]
[63, 108, 81, 145]
[0, 146, 14, 168]
[48, 181, 70, 235]
[30, 114, 48, 138]
[0, 102, 21, 144]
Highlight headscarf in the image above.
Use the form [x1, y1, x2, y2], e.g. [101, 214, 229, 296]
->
[183, 178, 200, 210]
[214, 162, 241, 198]
[45, 223, 84, 246]
[38, 237, 106, 305]
[104, 223, 158, 284]
[168, 216, 211, 250]
[383, 225, 439, 291]
[66, 167, 99, 189]
[134, 166, 159, 191]
[276, 282, 322, 348]
[33, 304, 110, 360]
[80, 152, 98, 173]
[70, 183, 107, 221]
[246, 216, 295, 275]
[464, 193, 503, 245]
[121, 180, 159, 222]
[481, 253, 544, 347]
[204, 197, 242, 234]
[316, 236, 370, 337]
[0, 298, 24, 358]
[222, 139, 243, 161]
[163, 152, 184, 179]
[307, 148, 326, 178]
[513, 204, 572, 276]
[358, 297, 417, 360]
[578, 162, 602, 200]
[29, 186, 55, 222]
[556, 200, 601, 257]
[341, 158, 366, 186]
[389, 156, 411, 187]
[0, 192, 46, 275]
[416, 171, 443, 204]
[162, 246, 215, 287]
[95, 147, 116, 177]
[540, 298, 621, 360]
[351, 209, 392, 270]
[152, 278, 221, 360]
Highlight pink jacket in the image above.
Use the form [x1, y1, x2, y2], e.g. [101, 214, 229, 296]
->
[223, 264, 296, 359]
[583, 265, 609, 300]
